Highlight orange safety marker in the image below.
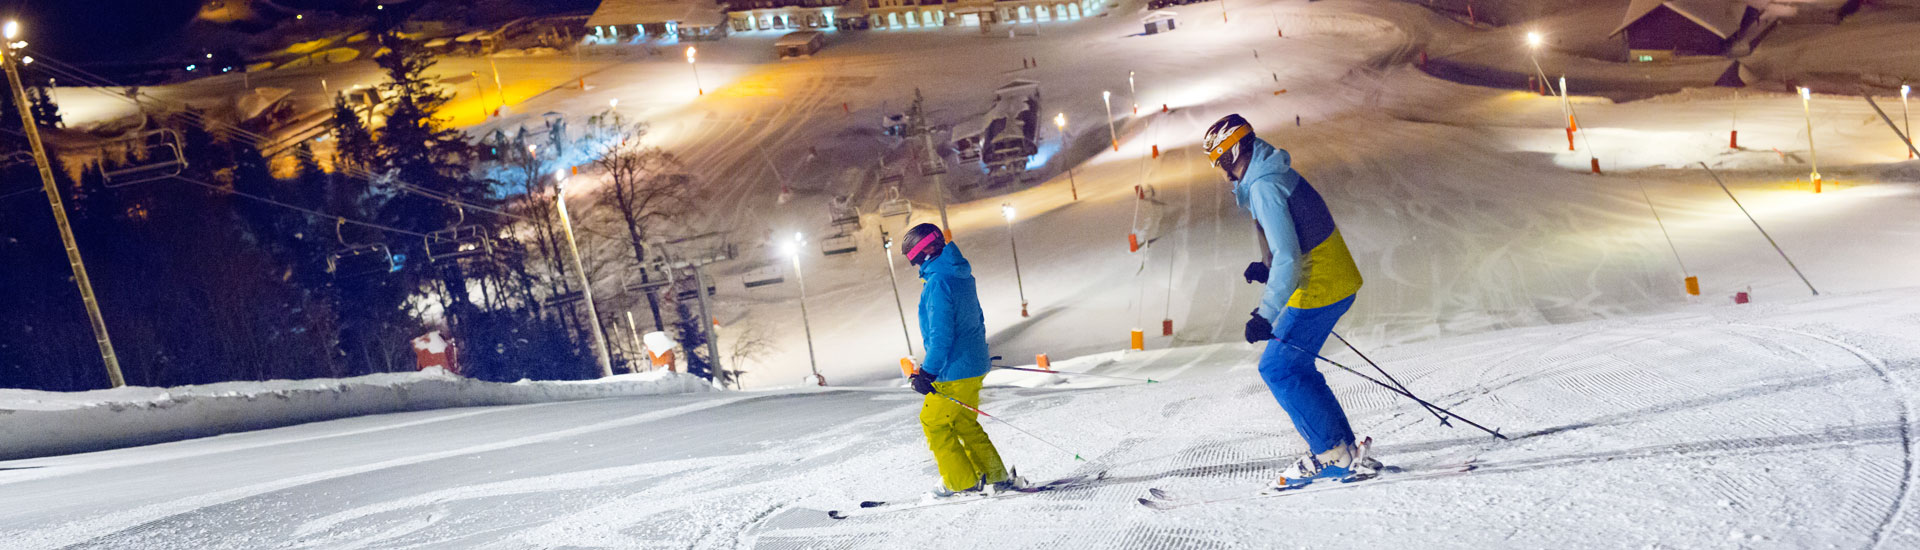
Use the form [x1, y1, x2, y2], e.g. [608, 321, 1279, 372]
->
[1112, 139, 1119, 152]
[1568, 115, 1578, 132]
[1151, 144, 1159, 158]
[1128, 232, 1141, 252]
[1567, 127, 1575, 151]
[1684, 276, 1700, 296]
[899, 357, 916, 378]
[1130, 329, 1145, 351]
[1036, 354, 1051, 370]
[1814, 177, 1822, 193]
[1162, 104, 1169, 113]
[1590, 158, 1602, 175]
[1730, 130, 1738, 149]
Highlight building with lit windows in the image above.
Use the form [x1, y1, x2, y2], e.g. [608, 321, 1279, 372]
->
[586, 0, 731, 42]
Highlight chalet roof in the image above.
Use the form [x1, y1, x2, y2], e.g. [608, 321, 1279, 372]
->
[588, 0, 727, 27]
[1612, 0, 1754, 39]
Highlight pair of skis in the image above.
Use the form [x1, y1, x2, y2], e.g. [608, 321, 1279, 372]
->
[1136, 458, 1478, 510]
[826, 471, 1109, 519]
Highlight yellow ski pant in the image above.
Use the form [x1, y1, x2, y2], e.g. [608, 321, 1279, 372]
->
[921, 376, 1008, 492]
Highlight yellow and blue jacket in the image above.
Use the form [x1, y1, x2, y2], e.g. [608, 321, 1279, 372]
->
[1231, 138, 1363, 328]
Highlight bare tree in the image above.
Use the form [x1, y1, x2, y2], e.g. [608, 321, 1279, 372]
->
[585, 112, 695, 331]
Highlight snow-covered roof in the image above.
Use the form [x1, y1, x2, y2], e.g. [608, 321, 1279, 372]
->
[588, 0, 728, 27]
[776, 31, 824, 46]
[1613, 0, 1754, 39]
[1143, 10, 1176, 23]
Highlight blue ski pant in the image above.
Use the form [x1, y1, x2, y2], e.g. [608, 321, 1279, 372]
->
[1258, 295, 1357, 454]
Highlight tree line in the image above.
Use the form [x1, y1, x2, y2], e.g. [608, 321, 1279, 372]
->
[0, 35, 727, 391]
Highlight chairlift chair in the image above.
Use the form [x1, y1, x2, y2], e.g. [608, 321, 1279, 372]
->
[102, 129, 188, 188]
[820, 233, 858, 256]
[328, 218, 403, 278]
[878, 185, 911, 221]
[422, 207, 497, 263]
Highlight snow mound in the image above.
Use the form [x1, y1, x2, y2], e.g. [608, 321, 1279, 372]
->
[0, 370, 715, 460]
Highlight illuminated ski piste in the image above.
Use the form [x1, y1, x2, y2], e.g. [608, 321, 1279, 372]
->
[8, 0, 1920, 546]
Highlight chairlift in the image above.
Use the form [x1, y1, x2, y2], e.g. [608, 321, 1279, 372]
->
[422, 206, 496, 263]
[828, 194, 861, 230]
[877, 185, 911, 220]
[820, 233, 858, 256]
[328, 218, 403, 277]
[102, 129, 187, 188]
[673, 270, 717, 301]
[742, 264, 786, 288]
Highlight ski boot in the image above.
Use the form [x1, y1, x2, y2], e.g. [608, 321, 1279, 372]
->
[924, 478, 986, 503]
[1270, 436, 1379, 492]
[986, 468, 1031, 495]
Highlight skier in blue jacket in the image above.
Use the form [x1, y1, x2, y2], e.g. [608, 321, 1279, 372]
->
[1203, 114, 1381, 490]
[901, 223, 1025, 498]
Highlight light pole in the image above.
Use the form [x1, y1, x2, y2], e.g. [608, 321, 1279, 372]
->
[1055, 112, 1077, 200]
[3, 20, 124, 387]
[1526, 31, 1571, 127]
[686, 46, 703, 96]
[488, 57, 506, 112]
[881, 231, 915, 356]
[1800, 87, 1821, 193]
[1903, 84, 1912, 159]
[1128, 71, 1137, 115]
[1003, 203, 1029, 317]
[788, 233, 823, 386]
[554, 169, 614, 376]
[1102, 90, 1117, 151]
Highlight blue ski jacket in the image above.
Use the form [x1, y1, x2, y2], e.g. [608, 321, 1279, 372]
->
[1231, 138, 1364, 327]
[916, 244, 991, 382]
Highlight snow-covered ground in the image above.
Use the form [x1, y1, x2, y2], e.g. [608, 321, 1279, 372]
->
[4, 288, 1919, 548]
[9, 0, 1920, 546]
[0, 370, 714, 461]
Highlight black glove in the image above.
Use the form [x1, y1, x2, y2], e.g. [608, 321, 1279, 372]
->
[910, 370, 936, 395]
[1244, 310, 1273, 343]
[1243, 261, 1269, 284]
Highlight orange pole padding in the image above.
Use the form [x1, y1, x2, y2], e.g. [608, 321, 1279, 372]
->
[1130, 329, 1145, 351]
[1135, 185, 1145, 199]
[1590, 158, 1602, 175]
[1684, 276, 1700, 296]
[1567, 127, 1575, 151]
[1814, 178, 1822, 193]
[1128, 232, 1141, 253]
[1730, 130, 1738, 149]
[1036, 354, 1051, 370]
[1162, 104, 1169, 113]
[943, 229, 954, 241]
[1161, 318, 1173, 336]
[572, 165, 579, 175]
[1112, 139, 1119, 152]
[1021, 302, 1030, 318]
[899, 357, 916, 378]
[1151, 145, 1159, 158]
[1568, 115, 1577, 132]
[579, 79, 586, 90]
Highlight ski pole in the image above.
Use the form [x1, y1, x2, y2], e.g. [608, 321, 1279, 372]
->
[1280, 342, 1509, 441]
[1330, 332, 1451, 428]
[932, 391, 1087, 461]
[991, 364, 1159, 383]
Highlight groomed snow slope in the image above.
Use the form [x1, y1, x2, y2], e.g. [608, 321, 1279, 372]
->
[3, 288, 1917, 548]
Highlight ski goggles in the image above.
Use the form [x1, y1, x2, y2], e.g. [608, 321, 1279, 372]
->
[906, 232, 942, 264]
[1204, 125, 1250, 167]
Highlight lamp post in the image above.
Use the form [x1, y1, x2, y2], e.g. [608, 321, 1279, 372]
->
[554, 169, 615, 377]
[1128, 71, 1137, 115]
[3, 20, 125, 387]
[1800, 86, 1821, 193]
[881, 231, 915, 356]
[1526, 31, 1571, 127]
[1903, 84, 1912, 159]
[686, 46, 703, 96]
[1055, 112, 1077, 200]
[488, 57, 506, 112]
[1102, 90, 1117, 151]
[1003, 203, 1029, 317]
[788, 233, 823, 385]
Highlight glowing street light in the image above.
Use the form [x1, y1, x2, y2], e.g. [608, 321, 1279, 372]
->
[1003, 203, 1029, 318]
[553, 170, 614, 376]
[1800, 86, 1821, 193]
[3, 19, 125, 387]
[789, 232, 823, 385]
[609, 98, 619, 109]
[1525, 31, 1542, 48]
[1128, 71, 1137, 115]
[686, 46, 703, 96]
[1102, 90, 1117, 151]
[1902, 84, 1912, 159]
[1055, 112, 1077, 200]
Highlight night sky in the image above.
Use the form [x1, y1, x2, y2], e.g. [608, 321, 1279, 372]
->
[0, 0, 207, 62]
